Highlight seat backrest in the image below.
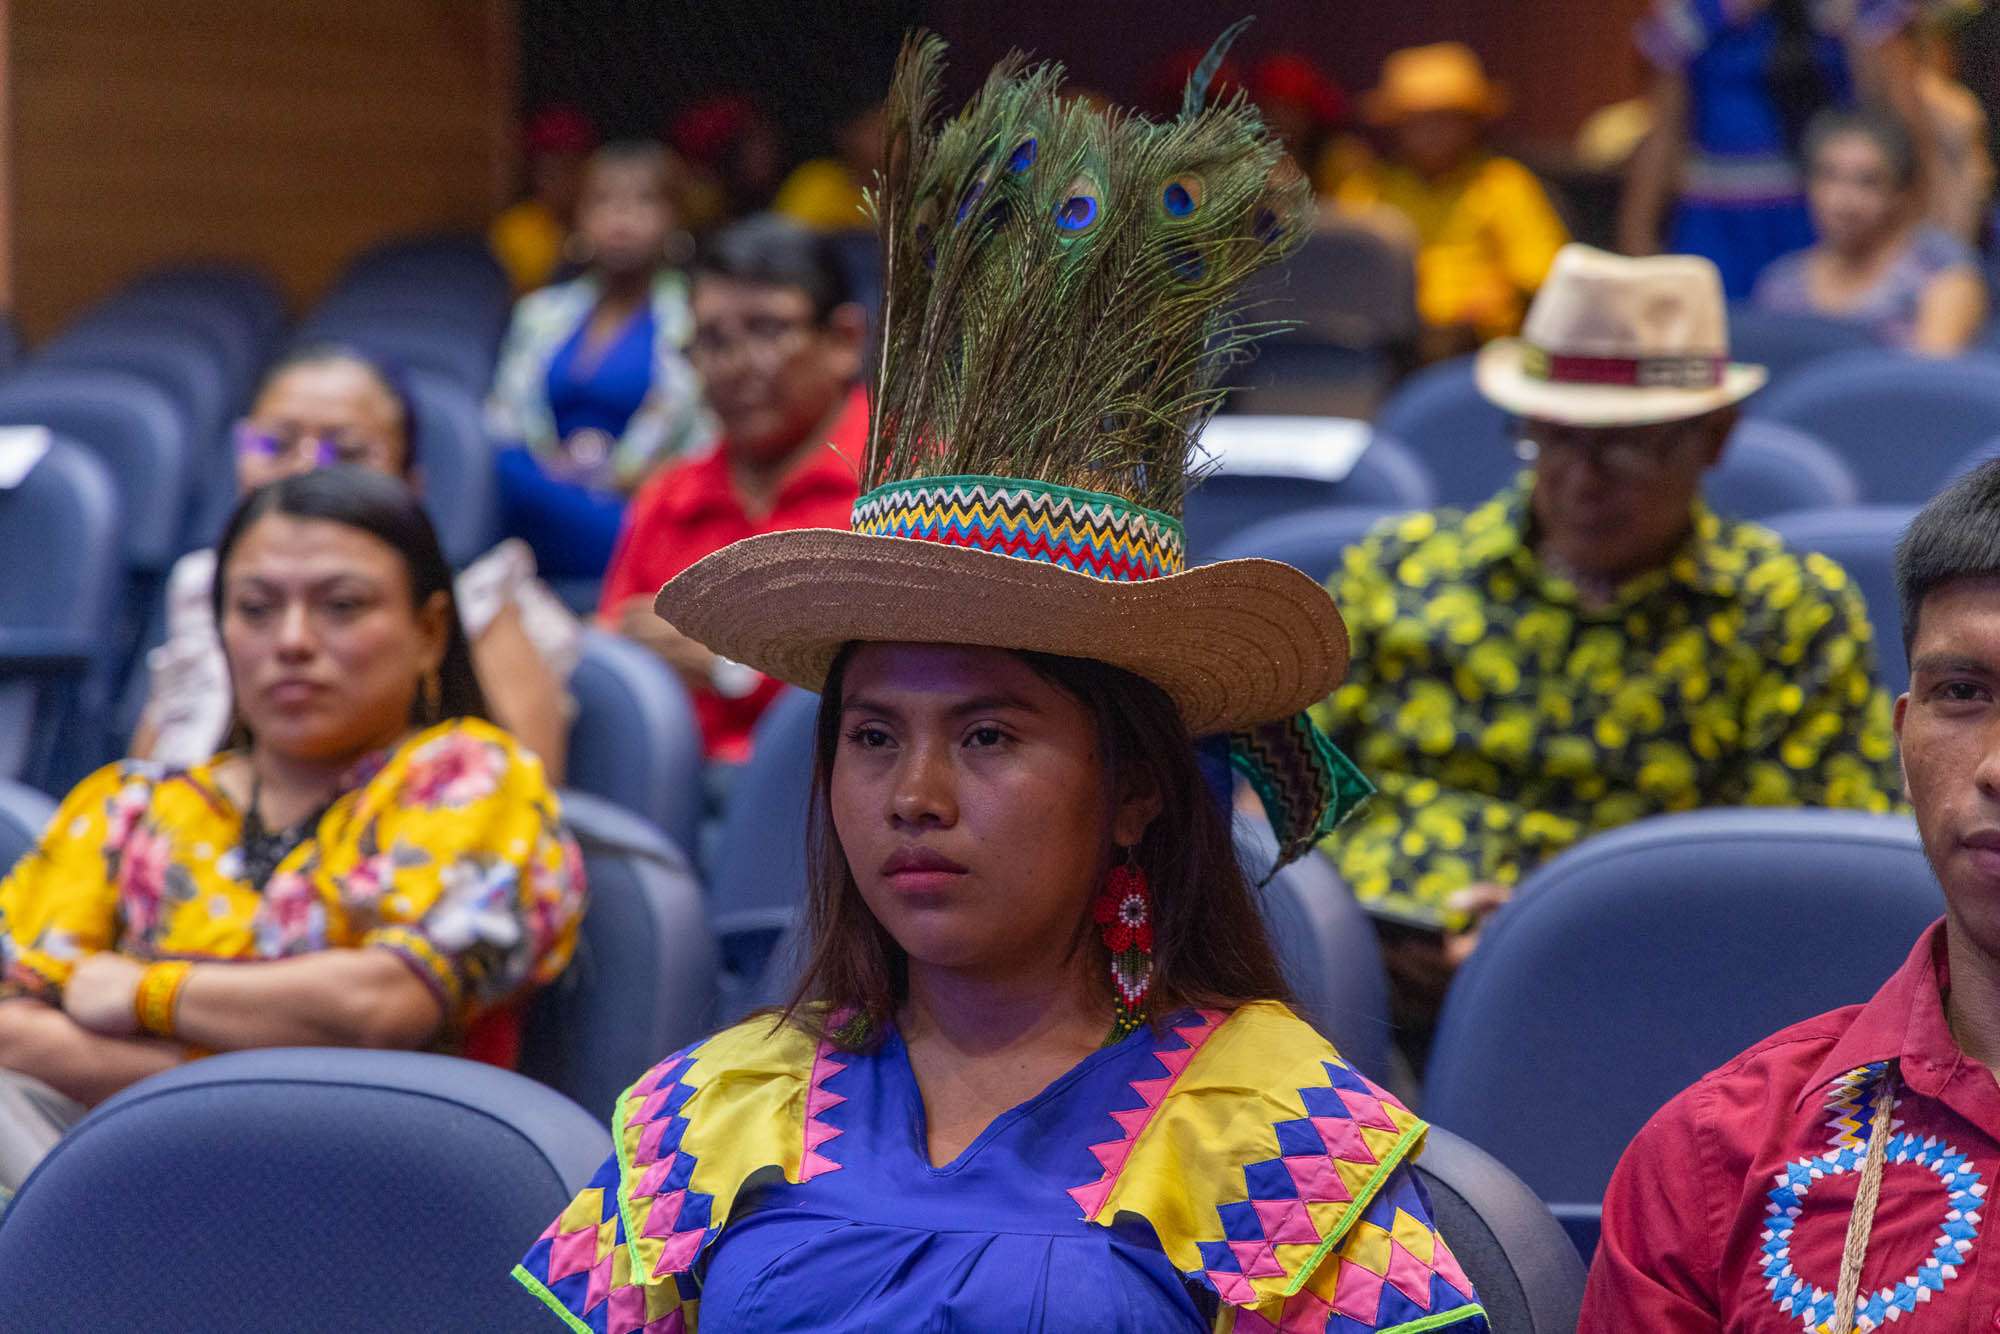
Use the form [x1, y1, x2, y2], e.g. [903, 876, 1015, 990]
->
[1184, 438, 1435, 560]
[294, 317, 497, 397]
[1239, 820, 1393, 1081]
[1703, 419, 1859, 519]
[520, 790, 718, 1119]
[1412, 1127, 1589, 1333]
[0, 440, 124, 785]
[37, 323, 231, 452]
[1749, 349, 2000, 501]
[1724, 303, 1876, 383]
[79, 288, 267, 409]
[1208, 505, 1403, 583]
[1372, 357, 1519, 506]
[1424, 809, 1939, 1222]
[564, 629, 706, 856]
[0, 366, 189, 573]
[123, 262, 287, 343]
[0, 778, 55, 874]
[1237, 224, 1420, 349]
[1763, 505, 1916, 697]
[708, 687, 821, 997]
[404, 368, 503, 568]
[0, 1047, 608, 1331]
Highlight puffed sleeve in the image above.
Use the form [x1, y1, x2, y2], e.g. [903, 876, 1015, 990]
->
[335, 721, 586, 1028]
[0, 763, 145, 1002]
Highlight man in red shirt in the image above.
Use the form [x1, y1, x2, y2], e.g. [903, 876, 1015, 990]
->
[600, 214, 866, 762]
[1582, 461, 2000, 1331]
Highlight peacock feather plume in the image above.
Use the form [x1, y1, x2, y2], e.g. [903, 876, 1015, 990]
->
[861, 23, 1311, 515]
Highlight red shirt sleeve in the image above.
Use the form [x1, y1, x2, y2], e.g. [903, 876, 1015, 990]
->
[1580, 1079, 1726, 1333]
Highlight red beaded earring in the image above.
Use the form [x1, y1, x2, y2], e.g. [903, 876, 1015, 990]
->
[1094, 850, 1153, 1039]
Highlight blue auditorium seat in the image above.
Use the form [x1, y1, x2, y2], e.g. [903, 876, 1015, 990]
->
[1209, 506, 1404, 583]
[0, 366, 190, 580]
[520, 790, 718, 1119]
[293, 313, 498, 397]
[565, 629, 706, 858]
[1703, 419, 1858, 519]
[1239, 821, 1393, 1082]
[0, 1047, 607, 1331]
[121, 262, 287, 344]
[708, 686, 820, 1012]
[0, 778, 55, 872]
[1764, 505, 1916, 697]
[1224, 226, 1419, 418]
[1371, 356, 1517, 506]
[0, 439, 125, 788]
[1423, 808, 1939, 1260]
[1184, 432, 1434, 560]
[405, 369, 503, 568]
[79, 286, 269, 410]
[333, 235, 512, 333]
[1413, 1128, 1589, 1333]
[1749, 349, 2000, 501]
[1723, 303, 1874, 382]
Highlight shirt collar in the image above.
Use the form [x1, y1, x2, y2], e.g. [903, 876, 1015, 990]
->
[1794, 918, 1958, 1110]
[660, 386, 865, 524]
[1472, 477, 1741, 605]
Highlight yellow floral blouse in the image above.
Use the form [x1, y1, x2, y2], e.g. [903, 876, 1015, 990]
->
[0, 718, 586, 1035]
[1312, 484, 1901, 931]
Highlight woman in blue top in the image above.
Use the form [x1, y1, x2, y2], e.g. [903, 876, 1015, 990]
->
[513, 28, 1490, 1334]
[1755, 106, 1987, 352]
[1620, 0, 1924, 298]
[487, 141, 714, 579]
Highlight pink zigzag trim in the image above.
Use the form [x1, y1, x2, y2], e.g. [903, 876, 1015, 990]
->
[1067, 1010, 1226, 1219]
[800, 1037, 850, 1181]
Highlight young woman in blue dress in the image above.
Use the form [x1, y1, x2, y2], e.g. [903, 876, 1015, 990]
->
[514, 29, 1491, 1334]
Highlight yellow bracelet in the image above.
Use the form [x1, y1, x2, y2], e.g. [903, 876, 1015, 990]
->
[134, 961, 194, 1038]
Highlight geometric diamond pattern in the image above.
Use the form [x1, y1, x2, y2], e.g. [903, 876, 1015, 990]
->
[619, 1052, 719, 1285]
[1194, 1059, 1426, 1309]
[1231, 1168, 1485, 1333]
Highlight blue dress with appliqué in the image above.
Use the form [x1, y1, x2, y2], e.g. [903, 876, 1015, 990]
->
[514, 1002, 1489, 1333]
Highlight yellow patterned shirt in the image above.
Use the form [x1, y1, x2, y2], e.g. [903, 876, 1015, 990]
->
[0, 718, 585, 1036]
[1312, 483, 1900, 931]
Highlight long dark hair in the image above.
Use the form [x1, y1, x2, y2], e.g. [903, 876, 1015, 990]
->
[212, 467, 489, 728]
[781, 645, 1291, 1049]
[1767, 0, 1834, 158]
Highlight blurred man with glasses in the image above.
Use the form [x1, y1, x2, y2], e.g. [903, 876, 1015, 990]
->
[599, 214, 866, 762]
[1313, 246, 1900, 1067]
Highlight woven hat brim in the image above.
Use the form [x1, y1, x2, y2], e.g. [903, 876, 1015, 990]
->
[1476, 337, 1768, 427]
[654, 529, 1350, 737]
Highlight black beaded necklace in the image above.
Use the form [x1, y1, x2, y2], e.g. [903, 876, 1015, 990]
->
[239, 773, 337, 892]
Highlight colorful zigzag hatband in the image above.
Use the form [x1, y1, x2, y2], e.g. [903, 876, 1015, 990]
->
[851, 475, 1186, 583]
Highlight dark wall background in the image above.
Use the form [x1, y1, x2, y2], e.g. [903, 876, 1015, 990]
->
[519, 0, 1653, 157]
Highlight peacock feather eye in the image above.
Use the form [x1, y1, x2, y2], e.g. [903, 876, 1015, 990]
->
[1054, 175, 1102, 234]
[955, 177, 989, 224]
[1166, 247, 1208, 283]
[1007, 138, 1038, 173]
[1160, 173, 1205, 219]
[1252, 207, 1283, 246]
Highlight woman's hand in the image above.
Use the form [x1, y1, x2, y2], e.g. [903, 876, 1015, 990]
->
[62, 953, 148, 1037]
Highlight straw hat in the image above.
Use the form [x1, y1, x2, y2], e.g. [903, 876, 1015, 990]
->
[1475, 244, 1769, 427]
[654, 27, 1369, 867]
[1362, 43, 1508, 125]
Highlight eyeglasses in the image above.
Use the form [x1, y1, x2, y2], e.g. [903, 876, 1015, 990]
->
[233, 421, 389, 471]
[1513, 419, 1700, 481]
[688, 314, 816, 365]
